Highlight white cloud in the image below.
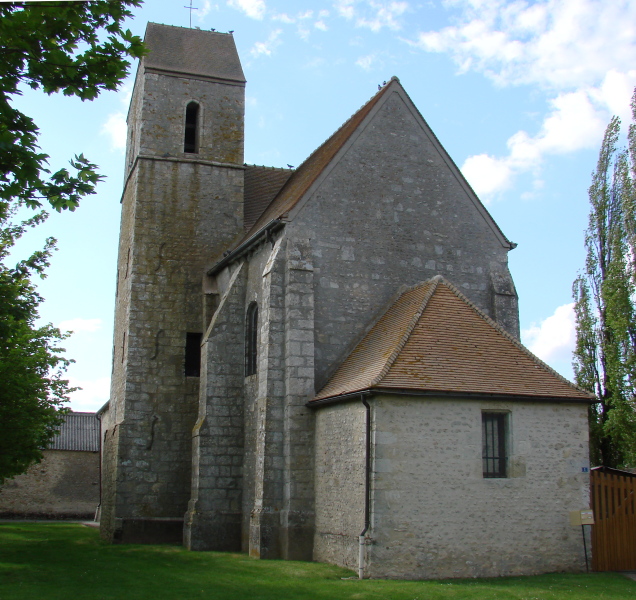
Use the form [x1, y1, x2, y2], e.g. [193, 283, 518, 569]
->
[410, 0, 636, 91]
[272, 12, 294, 23]
[461, 153, 513, 198]
[357, 1, 408, 32]
[250, 29, 282, 57]
[101, 112, 127, 152]
[315, 20, 328, 31]
[461, 84, 618, 199]
[197, 0, 214, 21]
[334, 0, 408, 31]
[408, 0, 636, 198]
[522, 302, 576, 366]
[58, 318, 102, 333]
[335, 0, 355, 20]
[297, 26, 310, 41]
[67, 377, 111, 412]
[227, 0, 265, 20]
[356, 53, 377, 71]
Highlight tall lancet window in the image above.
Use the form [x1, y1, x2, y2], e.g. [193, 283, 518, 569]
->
[184, 101, 199, 153]
[245, 302, 258, 377]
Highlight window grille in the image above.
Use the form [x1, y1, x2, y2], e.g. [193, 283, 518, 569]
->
[185, 332, 202, 377]
[245, 302, 258, 376]
[482, 412, 507, 478]
[184, 102, 199, 153]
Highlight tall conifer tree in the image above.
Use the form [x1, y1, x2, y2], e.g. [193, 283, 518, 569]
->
[573, 98, 636, 468]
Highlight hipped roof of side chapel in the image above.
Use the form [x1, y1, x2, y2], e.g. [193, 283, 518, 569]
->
[312, 276, 595, 403]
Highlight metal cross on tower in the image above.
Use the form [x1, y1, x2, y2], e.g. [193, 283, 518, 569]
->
[183, 0, 198, 28]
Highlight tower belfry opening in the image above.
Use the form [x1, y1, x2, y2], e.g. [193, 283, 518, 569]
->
[184, 102, 199, 153]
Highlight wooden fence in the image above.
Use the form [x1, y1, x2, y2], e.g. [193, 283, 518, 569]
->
[590, 467, 636, 571]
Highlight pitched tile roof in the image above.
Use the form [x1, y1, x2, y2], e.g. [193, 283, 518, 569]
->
[313, 276, 594, 403]
[144, 23, 245, 83]
[48, 412, 100, 452]
[244, 166, 294, 231]
[240, 79, 396, 240]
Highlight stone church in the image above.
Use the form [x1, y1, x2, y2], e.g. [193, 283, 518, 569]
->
[100, 22, 595, 579]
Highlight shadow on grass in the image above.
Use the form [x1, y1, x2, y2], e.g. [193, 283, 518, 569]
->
[0, 523, 634, 600]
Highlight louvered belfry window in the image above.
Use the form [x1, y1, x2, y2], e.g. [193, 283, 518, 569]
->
[482, 412, 508, 478]
[184, 101, 199, 153]
[245, 302, 258, 377]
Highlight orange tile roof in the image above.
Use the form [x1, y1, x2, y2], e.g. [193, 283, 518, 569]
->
[239, 79, 396, 241]
[313, 276, 594, 403]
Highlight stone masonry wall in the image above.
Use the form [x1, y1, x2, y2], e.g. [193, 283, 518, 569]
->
[185, 262, 246, 550]
[366, 395, 591, 580]
[249, 237, 287, 558]
[0, 450, 99, 519]
[313, 401, 366, 571]
[288, 88, 518, 391]
[102, 61, 245, 543]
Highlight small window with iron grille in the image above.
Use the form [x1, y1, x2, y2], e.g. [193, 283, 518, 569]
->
[482, 412, 508, 478]
[245, 302, 258, 377]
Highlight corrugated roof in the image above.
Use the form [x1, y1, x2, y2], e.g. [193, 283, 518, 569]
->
[244, 166, 294, 231]
[240, 79, 396, 241]
[143, 23, 245, 83]
[48, 412, 100, 452]
[313, 276, 594, 403]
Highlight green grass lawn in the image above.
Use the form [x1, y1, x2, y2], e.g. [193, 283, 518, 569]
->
[0, 523, 634, 600]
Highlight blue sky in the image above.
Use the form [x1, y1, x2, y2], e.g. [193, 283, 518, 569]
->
[12, 0, 636, 411]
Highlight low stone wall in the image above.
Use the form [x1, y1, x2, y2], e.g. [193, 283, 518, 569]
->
[0, 449, 99, 519]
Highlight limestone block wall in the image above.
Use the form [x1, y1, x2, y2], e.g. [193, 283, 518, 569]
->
[137, 72, 244, 165]
[366, 395, 591, 579]
[249, 237, 287, 558]
[185, 262, 246, 551]
[103, 158, 244, 543]
[0, 450, 99, 519]
[313, 401, 367, 571]
[235, 236, 317, 560]
[280, 238, 316, 560]
[287, 87, 518, 390]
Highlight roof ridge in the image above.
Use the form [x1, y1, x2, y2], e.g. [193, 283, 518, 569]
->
[245, 164, 294, 171]
[239, 79, 398, 241]
[298, 79, 394, 168]
[435, 276, 594, 399]
[371, 276, 442, 386]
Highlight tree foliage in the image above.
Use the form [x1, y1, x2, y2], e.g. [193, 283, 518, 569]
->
[0, 2, 145, 482]
[0, 1, 145, 211]
[573, 93, 636, 468]
[0, 203, 72, 483]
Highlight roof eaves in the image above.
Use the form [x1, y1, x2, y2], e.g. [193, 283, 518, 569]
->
[308, 384, 596, 408]
[206, 218, 285, 276]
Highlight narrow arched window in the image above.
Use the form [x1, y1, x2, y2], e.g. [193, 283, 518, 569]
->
[245, 302, 258, 376]
[184, 101, 199, 153]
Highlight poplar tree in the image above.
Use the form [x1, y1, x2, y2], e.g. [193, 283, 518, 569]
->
[573, 100, 636, 468]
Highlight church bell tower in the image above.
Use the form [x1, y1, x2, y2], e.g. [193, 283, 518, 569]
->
[101, 23, 245, 543]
